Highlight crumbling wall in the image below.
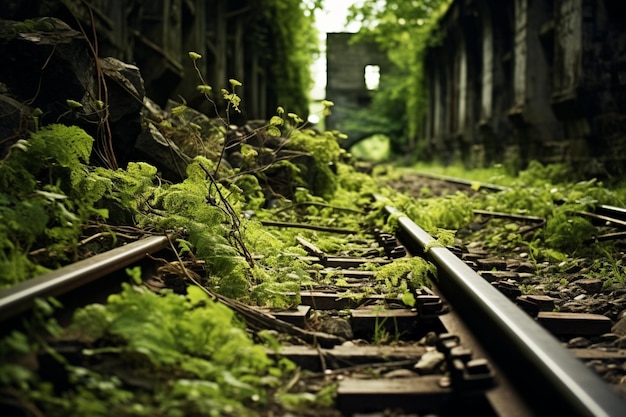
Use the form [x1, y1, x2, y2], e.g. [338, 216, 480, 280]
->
[325, 32, 391, 147]
[422, 0, 626, 177]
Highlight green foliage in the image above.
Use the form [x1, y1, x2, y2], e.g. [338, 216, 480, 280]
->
[289, 129, 343, 198]
[249, 0, 320, 117]
[0, 125, 112, 286]
[391, 191, 474, 234]
[2, 283, 294, 416]
[232, 174, 266, 211]
[350, 134, 391, 162]
[543, 208, 596, 252]
[347, 0, 452, 152]
[373, 257, 435, 294]
[592, 247, 625, 288]
[92, 162, 158, 224]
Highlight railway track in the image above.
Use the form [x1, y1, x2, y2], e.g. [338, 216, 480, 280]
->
[1, 194, 625, 416]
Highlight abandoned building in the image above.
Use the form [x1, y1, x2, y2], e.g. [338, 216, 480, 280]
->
[421, 0, 626, 175]
[324, 1, 625, 175]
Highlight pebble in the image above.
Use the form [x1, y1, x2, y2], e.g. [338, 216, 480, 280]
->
[567, 337, 591, 348]
[320, 317, 353, 339]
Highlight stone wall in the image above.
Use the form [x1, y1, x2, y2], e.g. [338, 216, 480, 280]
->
[325, 33, 390, 147]
[0, 0, 271, 119]
[422, 0, 626, 176]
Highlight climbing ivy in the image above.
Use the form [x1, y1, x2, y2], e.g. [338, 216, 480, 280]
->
[248, 0, 321, 117]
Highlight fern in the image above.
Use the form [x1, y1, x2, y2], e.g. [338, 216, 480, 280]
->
[374, 257, 436, 293]
[15, 282, 290, 417]
[543, 208, 596, 252]
[0, 125, 110, 285]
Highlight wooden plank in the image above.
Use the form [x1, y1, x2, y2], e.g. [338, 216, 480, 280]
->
[536, 312, 612, 336]
[293, 290, 402, 310]
[307, 269, 377, 279]
[351, 309, 419, 339]
[257, 305, 311, 328]
[336, 375, 451, 414]
[518, 294, 555, 311]
[299, 256, 391, 268]
[570, 348, 626, 360]
[271, 344, 425, 371]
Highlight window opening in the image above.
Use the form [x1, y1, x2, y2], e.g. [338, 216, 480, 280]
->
[364, 65, 380, 90]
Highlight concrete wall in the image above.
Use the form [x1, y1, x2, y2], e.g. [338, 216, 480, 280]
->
[422, 0, 626, 176]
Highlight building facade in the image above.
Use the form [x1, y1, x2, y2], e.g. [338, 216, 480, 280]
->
[422, 0, 626, 176]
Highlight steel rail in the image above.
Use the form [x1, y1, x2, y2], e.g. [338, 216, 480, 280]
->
[0, 235, 170, 322]
[382, 203, 626, 417]
[595, 204, 626, 222]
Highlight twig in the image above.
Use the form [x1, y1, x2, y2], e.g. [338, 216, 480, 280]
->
[577, 211, 626, 229]
[586, 231, 626, 243]
[473, 209, 545, 223]
[165, 236, 344, 348]
[272, 201, 364, 215]
[261, 221, 359, 235]
[296, 236, 327, 263]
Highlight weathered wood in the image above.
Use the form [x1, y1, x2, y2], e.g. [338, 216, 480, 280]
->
[299, 256, 391, 268]
[271, 344, 425, 372]
[257, 305, 311, 328]
[287, 290, 402, 310]
[570, 348, 626, 360]
[536, 312, 613, 336]
[207, 290, 345, 347]
[519, 294, 555, 311]
[336, 375, 451, 414]
[307, 269, 377, 279]
[261, 220, 359, 235]
[473, 210, 545, 223]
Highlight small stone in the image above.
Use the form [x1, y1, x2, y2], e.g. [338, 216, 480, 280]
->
[611, 316, 626, 336]
[515, 262, 536, 273]
[383, 369, 418, 378]
[476, 258, 507, 270]
[567, 336, 591, 348]
[320, 317, 353, 339]
[615, 336, 626, 349]
[418, 331, 439, 346]
[414, 349, 445, 374]
[574, 278, 604, 294]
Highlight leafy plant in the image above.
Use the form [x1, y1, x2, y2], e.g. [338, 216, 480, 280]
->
[346, 0, 453, 153]
[370, 257, 436, 295]
[0, 124, 112, 286]
[1, 282, 303, 417]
